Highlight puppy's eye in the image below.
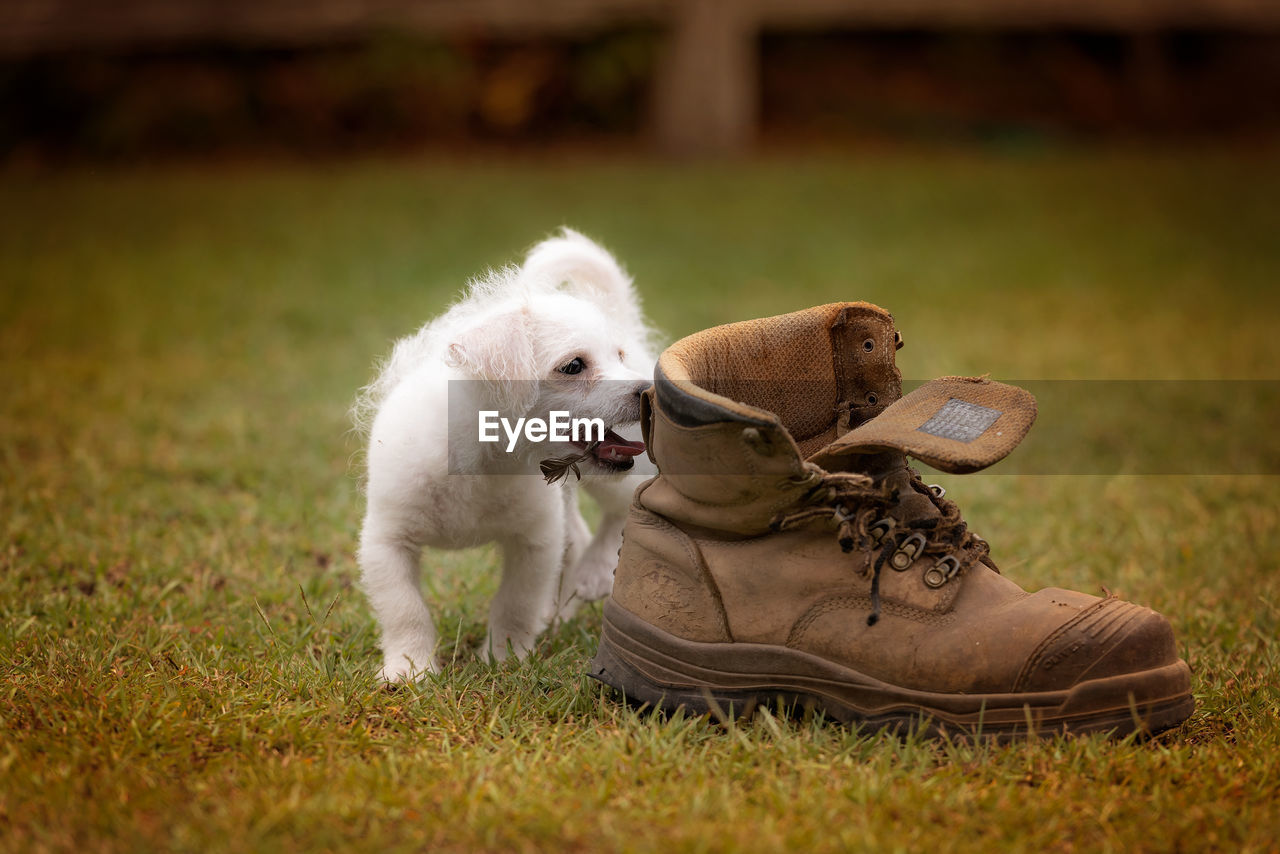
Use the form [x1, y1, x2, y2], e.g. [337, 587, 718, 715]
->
[558, 357, 586, 375]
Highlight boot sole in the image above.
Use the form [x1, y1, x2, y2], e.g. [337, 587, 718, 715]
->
[590, 599, 1194, 740]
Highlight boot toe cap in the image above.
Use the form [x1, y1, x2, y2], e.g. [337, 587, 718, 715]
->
[1077, 605, 1181, 682]
[1018, 595, 1181, 692]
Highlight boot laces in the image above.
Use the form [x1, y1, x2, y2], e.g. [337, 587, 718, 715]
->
[769, 464, 993, 627]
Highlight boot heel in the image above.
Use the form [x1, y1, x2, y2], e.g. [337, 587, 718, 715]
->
[589, 634, 706, 715]
[590, 633, 767, 720]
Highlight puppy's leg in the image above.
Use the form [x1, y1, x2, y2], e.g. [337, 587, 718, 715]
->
[559, 475, 640, 612]
[552, 490, 594, 622]
[563, 510, 625, 608]
[486, 527, 564, 663]
[359, 526, 438, 681]
[561, 484, 590, 576]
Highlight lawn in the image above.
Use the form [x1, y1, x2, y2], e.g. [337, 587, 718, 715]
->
[2, 147, 1279, 852]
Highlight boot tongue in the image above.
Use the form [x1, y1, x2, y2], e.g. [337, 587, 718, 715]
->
[811, 376, 1037, 475]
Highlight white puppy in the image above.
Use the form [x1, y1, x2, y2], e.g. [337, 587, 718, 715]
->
[353, 230, 658, 682]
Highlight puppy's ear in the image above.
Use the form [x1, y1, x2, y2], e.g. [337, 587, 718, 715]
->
[445, 312, 539, 414]
[520, 228, 637, 308]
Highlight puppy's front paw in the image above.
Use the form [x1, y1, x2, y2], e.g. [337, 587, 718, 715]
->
[483, 626, 540, 663]
[379, 649, 438, 683]
[553, 554, 616, 622]
[572, 554, 616, 603]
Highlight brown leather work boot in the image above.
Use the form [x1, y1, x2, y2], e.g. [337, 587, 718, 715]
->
[590, 303, 1194, 738]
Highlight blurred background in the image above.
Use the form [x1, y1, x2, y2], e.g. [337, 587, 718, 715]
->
[3, 0, 1279, 161]
[3, 9, 1279, 849]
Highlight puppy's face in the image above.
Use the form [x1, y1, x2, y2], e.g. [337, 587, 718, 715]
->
[525, 295, 651, 472]
[446, 291, 653, 473]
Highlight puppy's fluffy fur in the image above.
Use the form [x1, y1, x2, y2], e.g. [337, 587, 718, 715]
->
[353, 230, 658, 681]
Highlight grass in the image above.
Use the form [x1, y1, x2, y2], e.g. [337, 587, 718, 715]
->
[2, 146, 1279, 852]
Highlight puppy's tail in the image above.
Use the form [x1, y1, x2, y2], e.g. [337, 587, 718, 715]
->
[519, 228, 634, 304]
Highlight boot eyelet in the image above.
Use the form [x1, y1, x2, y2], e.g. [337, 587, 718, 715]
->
[929, 484, 946, 498]
[923, 555, 961, 589]
[891, 533, 926, 570]
[866, 393, 878, 406]
[868, 518, 895, 545]
[894, 331, 903, 350]
[863, 338, 875, 352]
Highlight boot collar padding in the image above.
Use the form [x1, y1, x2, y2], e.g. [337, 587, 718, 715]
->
[654, 303, 903, 459]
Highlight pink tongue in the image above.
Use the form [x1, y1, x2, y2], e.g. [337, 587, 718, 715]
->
[599, 429, 645, 458]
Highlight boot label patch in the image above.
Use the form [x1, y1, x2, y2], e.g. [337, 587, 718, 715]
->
[918, 398, 1001, 443]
